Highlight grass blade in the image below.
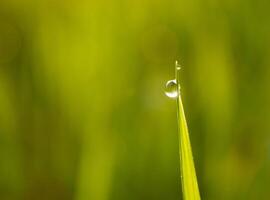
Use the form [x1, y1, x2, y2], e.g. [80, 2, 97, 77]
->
[175, 62, 201, 200]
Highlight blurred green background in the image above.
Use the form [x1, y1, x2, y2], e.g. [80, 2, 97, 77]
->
[0, 0, 270, 199]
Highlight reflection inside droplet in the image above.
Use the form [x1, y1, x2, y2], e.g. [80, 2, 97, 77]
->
[165, 79, 179, 98]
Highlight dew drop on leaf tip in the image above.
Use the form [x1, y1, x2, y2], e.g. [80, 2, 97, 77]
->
[165, 79, 179, 99]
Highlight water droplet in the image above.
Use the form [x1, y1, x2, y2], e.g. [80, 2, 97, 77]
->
[165, 79, 179, 98]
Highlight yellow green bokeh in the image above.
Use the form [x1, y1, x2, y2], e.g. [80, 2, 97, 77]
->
[0, 0, 270, 200]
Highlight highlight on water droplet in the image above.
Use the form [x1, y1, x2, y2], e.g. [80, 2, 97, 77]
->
[175, 60, 181, 70]
[165, 79, 178, 98]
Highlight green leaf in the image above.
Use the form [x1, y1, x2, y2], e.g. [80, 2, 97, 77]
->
[176, 62, 201, 200]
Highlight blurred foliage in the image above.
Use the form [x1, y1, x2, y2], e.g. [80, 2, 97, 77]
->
[0, 0, 270, 200]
